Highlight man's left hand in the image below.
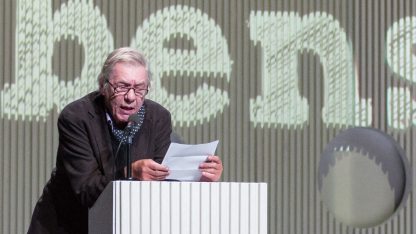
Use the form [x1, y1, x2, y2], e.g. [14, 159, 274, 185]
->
[199, 155, 223, 182]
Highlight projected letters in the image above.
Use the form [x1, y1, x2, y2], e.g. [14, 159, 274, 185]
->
[0, 0, 414, 130]
[249, 11, 371, 127]
[386, 17, 416, 130]
[131, 6, 233, 127]
[0, 0, 113, 121]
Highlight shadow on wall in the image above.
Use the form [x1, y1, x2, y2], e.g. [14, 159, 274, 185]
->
[170, 132, 185, 144]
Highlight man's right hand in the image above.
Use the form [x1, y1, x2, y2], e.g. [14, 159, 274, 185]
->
[131, 159, 169, 181]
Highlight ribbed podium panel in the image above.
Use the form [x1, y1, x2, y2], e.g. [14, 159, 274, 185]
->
[89, 181, 267, 234]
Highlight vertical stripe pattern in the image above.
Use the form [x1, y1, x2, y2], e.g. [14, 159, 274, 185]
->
[0, 0, 415, 233]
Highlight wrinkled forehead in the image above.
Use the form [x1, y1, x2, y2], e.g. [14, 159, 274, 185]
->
[108, 62, 149, 85]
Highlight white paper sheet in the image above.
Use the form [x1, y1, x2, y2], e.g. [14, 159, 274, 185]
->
[161, 140, 219, 181]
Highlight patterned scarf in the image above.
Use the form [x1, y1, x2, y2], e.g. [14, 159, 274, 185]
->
[107, 105, 146, 144]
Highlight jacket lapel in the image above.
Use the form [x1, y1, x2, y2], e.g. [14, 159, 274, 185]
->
[88, 93, 114, 174]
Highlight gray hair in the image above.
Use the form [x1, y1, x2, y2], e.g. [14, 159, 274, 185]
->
[98, 47, 152, 91]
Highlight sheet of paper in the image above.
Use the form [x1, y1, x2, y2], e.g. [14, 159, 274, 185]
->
[161, 140, 219, 181]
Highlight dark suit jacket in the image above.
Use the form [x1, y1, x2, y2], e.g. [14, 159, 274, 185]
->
[28, 91, 172, 234]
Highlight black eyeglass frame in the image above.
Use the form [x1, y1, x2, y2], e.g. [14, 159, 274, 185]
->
[106, 80, 149, 97]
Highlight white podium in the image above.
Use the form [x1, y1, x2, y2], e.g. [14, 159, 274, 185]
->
[89, 181, 267, 234]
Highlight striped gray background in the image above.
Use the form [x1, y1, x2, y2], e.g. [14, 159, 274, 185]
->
[1, 0, 415, 233]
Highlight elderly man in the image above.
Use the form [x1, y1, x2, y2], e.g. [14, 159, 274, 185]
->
[28, 47, 223, 233]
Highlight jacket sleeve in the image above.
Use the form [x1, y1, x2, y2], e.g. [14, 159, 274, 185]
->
[57, 110, 112, 208]
[152, 107, 173, 164]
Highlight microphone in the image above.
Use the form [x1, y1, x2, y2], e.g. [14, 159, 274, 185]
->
[124, 113, 141, 137]
[127, 113, 141, 126]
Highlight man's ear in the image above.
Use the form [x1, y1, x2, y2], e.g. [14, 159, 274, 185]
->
[99, 79, 107, 95]
[99, 86, 105, 96]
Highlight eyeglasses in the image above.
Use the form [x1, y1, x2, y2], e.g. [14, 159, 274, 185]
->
[106, 80, 149, 98]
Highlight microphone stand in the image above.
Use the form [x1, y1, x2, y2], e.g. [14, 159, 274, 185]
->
[125, 133, 135, 180]
[122, 112, 142, 180]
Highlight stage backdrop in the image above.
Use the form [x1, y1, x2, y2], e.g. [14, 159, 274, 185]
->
[1, 0, 415, 233]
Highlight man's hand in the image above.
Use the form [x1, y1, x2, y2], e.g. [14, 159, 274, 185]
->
[199, 155, 223, 182]
[131, 159, 169, 181]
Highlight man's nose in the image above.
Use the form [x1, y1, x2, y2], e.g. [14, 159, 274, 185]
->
[124, 88, 136, 101]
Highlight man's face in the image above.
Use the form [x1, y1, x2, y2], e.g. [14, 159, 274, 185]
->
[103, 62, 148, 127]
